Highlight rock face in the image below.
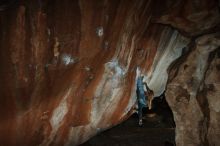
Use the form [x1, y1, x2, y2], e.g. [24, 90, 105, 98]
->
[0, 0, 219, 146]
[166, 34, 220, 146]
[152, 0, 220, 36]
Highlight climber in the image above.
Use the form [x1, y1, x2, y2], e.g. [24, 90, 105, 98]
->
[136, 68, 154, 126]
[136, 75, 146, 126]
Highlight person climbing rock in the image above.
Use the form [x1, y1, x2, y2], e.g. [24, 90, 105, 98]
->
[136, 74, 146, 126]
[136, 67, 154, 126]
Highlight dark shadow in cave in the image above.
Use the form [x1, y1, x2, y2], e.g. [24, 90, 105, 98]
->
[81, 94, 176, 146]
[0, 0, 17, 11]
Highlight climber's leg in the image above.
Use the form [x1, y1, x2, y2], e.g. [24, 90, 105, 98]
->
[138, 104, 143, 126]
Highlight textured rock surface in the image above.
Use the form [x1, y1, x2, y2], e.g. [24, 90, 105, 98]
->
[166, 33, 220, 146]
[206, 48, 220, 146]
[0, 0, 219, 146]
[152, 0, 220, 36]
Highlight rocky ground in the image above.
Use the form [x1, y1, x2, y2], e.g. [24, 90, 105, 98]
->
[81, 97, 175, 146]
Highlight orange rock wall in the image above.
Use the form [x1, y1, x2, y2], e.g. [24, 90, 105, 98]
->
[0, 0, 219, 146]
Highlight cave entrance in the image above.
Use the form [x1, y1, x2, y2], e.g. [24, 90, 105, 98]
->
[81, 94, 175, 146]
